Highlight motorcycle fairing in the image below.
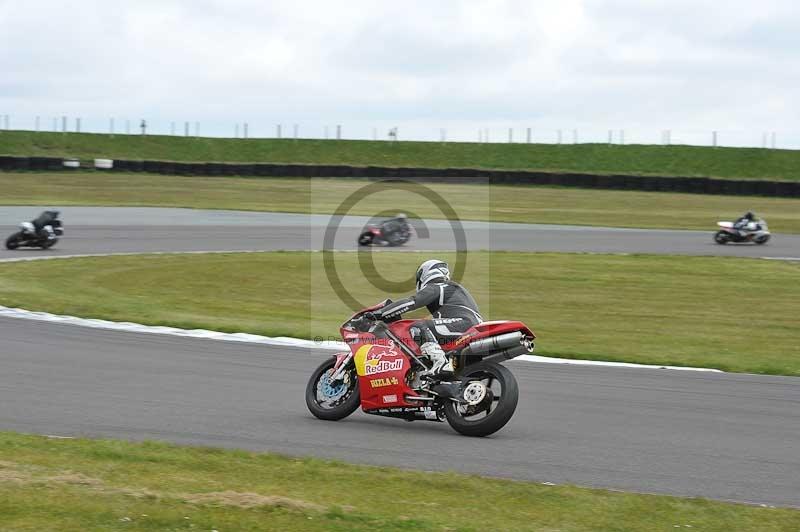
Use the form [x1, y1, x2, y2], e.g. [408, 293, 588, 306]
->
[346, 328, 418, 411]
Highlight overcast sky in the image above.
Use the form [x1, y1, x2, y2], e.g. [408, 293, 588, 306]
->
[1, 0, 798, 146]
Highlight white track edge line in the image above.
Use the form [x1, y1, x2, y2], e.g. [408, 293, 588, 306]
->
[0, 251, 723, 372]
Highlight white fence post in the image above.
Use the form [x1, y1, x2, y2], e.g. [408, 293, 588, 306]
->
[293, 124, 298, 140]
[277, 124, 281, 139]
[770, 131, 776, 149]
[62, 116, 67, 133]
[244, 123, 249, 139]
[712, 131, 717, 147]
[336, 124, 341, 140]
[557, 129, 562, 144]
[508, 128, 513, 143]
[526, 127, 531, 143]
[235, 123, 239, 138]
[572, 129, 578, 144]
[35, 116, 40, 132]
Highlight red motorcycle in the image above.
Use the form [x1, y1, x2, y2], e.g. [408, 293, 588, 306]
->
[305, 302, 536, 437]
[357, 223, 411, 247]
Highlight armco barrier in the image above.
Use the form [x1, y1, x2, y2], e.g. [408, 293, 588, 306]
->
[2, 156, 799, 197]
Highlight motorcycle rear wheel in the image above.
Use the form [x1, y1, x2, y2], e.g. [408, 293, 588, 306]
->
[388, 233, 410, 246]
[713, 231, 729, 245]
[305, 357, 360, 421]
[41, 238, 58, 249]
[444, 361, 519, 437]
[5, 232, 22, 250]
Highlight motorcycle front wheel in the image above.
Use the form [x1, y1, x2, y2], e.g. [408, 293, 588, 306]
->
[444, 361, 519, 437]
[357, 232, 374, 246]
[755, 234, 770, 245]
[5, 232, 22, 250]
[305, 357, 360, 421]
[713, 231, 730, 245]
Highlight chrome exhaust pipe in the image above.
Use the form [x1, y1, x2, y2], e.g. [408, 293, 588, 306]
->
[462, 332, 523, 356]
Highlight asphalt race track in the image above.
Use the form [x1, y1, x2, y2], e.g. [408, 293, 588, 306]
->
[2, 206, 800, 259]
[1, 318, 798, 507]
[1, 206, 799, 507]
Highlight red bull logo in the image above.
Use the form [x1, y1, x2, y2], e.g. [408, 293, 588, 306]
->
[354, 343, 405, 377]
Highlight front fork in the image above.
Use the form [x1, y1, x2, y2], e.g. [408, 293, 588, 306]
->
[329, 351, 353, 382]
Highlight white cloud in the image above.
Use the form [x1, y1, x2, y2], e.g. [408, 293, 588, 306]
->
[0, 0, 797, 145]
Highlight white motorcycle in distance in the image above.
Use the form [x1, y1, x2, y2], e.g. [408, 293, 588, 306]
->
[5, 211, 64, 250]
[714, 219, 770, 245]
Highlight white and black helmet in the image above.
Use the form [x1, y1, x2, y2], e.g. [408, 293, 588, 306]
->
[415, 259, 450, 292]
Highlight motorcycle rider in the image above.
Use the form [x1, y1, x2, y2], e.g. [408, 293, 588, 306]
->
[379, 213, 409, 238]
[372, 259, 483, 375]
[30, 210, 60, 240]
[733, 211, 759, 237]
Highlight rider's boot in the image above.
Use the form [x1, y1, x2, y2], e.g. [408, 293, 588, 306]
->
[419, 340, 461, 399]
[420, 342, 453, 375]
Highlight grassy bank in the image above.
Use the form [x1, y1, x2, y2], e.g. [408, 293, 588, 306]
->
[1, 432, 798, 531]
[0, 252, 797, 375]
[2, 130, 800, 180]
[2, 173, 800, 232]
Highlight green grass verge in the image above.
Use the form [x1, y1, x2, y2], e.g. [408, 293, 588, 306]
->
[2, 130, 800, 180]
[1, 432, 798, 531]
[0, 252, 797, 375]
[3, 173, 800, 232]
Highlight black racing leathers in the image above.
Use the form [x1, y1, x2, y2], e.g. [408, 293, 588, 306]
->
[375, 281, 482, 345]
[379, 218, 409, 236]
[31, 211, 59, 237]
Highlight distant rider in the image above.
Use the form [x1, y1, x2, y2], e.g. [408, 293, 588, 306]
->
[372, 259, 483, 375]
[733, 211, 759, 236]
[30, 210, 60, 240]
[379, 213, 409, 238]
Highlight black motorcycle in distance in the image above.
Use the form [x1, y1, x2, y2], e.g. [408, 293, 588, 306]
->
[5, 214, 64, 250]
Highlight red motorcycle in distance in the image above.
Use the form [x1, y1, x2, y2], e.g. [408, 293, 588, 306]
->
[357, 223, 412, 247]
[306, 302, 536, 437]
